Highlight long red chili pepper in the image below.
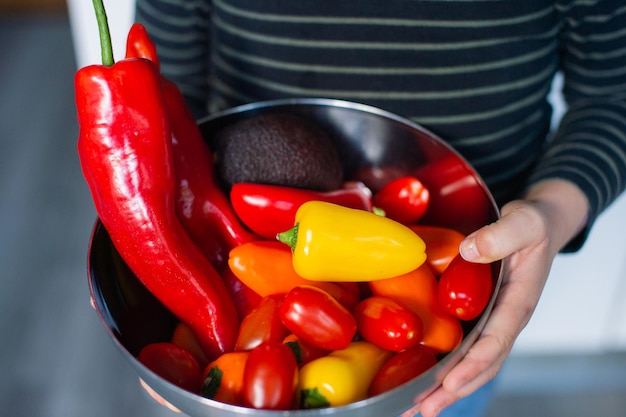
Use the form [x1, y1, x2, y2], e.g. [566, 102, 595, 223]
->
[230, 182, 373, 240]
[76, 0, 238, 359]
[125, 23, 257, 268]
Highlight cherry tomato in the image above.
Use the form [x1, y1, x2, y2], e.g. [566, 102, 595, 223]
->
[438, 254, 493, 321]
[280, 285, 357, 351]
[374, 176, 430, 224]
[138, 342, 203, 393]
[234, 294, 289, 351]
[369, 264, 463, 354]
[369, 345, 438, 396]
[242, 341, 298, 410]
[282, 333, 329, 366]
[353, 296, 423, 352]
[170, 322, 211, 369]
[409, 224, 465, 275]
[201, 351, 249, 405]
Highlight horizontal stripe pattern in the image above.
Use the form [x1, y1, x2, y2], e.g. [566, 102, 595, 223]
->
[136, 0, 626, 243]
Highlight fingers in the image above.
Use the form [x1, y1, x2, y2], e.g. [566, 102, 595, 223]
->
[460, 201, 548, 263]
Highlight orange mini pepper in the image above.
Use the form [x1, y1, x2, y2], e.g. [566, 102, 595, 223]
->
[228, 241, 360, 309]
[369, 264, 463, 354]
[201, 351, 250, 405]
[409, 225, 465, 276]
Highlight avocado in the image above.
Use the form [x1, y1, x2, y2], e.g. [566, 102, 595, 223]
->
[214, 113, 343, 191]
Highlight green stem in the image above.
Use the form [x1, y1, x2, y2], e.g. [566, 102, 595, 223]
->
[92, 0, 114, 66]
[276, 223, 299, 250]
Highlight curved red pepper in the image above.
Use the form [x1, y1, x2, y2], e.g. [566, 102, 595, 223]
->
[230, 182, 373, 240]
[125, 23, 257, 267]
[76, 3, 239, 359]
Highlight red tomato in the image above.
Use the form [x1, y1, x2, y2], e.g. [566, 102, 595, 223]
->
[234, 294, 289, 351]
[369, 345, 438, 396]
[242, 341, 298, 410]
[374, 176, 430, 224]
[369, 264, 463, 354]
[280, 285, 357, 351]
[353, 296, 423, 352]
[138, 342, 203, 393]
[438, 254, 493, 321]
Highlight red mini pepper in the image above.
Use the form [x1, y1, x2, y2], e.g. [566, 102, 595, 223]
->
[230, 182, 373, 240]
[125, 23, 257, 268]
[76, 1, 239, 359]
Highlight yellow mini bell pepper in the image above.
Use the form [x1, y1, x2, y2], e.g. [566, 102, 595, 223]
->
[276, 201, 426, 281]
[299, 341, 393, 408]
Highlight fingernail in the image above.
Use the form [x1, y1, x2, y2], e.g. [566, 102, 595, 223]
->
[460, 236, 479, 261]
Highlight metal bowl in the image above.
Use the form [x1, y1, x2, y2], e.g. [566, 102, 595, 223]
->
[87, 98, 502, 417]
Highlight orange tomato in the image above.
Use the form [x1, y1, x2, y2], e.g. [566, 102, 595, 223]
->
[369, 264, 463, 354]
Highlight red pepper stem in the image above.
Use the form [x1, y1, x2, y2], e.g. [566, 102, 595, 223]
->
[276, 223, 299, 250]
[91, 0, 114, 67]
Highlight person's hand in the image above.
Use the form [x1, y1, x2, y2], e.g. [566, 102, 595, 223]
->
[407, 179, 589, 417]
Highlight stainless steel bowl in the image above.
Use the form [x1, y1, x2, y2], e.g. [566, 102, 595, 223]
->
[87, 98, 503, 417]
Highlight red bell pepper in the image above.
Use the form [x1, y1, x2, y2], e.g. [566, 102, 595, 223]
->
[230, 181, 373, 240]
[125, 23, 257, 268]
[76, 0, 239, 359]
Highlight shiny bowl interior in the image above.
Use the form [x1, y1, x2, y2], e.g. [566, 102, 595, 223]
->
[88, 98, 503, 417]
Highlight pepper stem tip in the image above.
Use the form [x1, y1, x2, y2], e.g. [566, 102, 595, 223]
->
[276, 223, 299, 250]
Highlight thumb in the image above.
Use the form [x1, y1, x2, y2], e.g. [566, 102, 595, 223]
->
[459, 201, 547, 263]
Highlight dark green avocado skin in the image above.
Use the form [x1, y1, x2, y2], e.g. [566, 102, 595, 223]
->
[215, 113, 343, 191]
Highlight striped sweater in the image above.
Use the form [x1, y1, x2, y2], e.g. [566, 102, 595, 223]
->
[136, 0, 626, 249]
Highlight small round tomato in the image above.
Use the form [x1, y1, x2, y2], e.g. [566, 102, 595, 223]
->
[369, 345, 438, 396]
[374, 176, 430, 224]
[280, 285, 357, 351]
[353, 296, 423, 352]
[242, 341, 298, 410]
[438, 254, 493, 321]
[138, 342, 203, 393]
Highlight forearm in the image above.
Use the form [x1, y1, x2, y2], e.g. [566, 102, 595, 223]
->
[522, 179, 589, 256]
